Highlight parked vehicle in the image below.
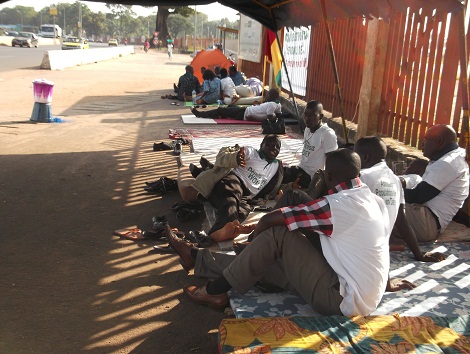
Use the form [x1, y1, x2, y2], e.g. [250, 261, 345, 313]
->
[39, 24, 62, 38]
[61, 37, 89, 50]
[108, 38, 118, 46]
[4, 31, 19, 36]
[12, 32, 39, 48]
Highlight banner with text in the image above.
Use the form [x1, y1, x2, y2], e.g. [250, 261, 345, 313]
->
[282, 26, 311, 96]
[238, 14, 263, 63]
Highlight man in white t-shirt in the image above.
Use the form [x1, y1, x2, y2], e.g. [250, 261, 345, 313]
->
[191, 134, 284, 242]
[284, 100, 337, 188]
[173, 149, 391, 315]
[219, 68, 237, 105]
[355, 137, 446, 266]
[191, 88, 281, 122]
[392, 124, 469, 242]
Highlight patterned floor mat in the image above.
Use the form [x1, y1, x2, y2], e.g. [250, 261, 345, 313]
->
[229, 241, 470, 318]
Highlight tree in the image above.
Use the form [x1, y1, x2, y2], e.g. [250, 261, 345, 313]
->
[105, 4, 135, 39]
[167, 14, 192, 39]
[154, 6, 195, 45]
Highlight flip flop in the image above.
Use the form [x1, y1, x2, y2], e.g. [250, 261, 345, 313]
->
[114, 226, 145, 241]
[151, 244, 175, 254]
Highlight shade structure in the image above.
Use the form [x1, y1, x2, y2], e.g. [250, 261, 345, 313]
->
[190, 49, 232, 83]
[47, 0, 464, 32]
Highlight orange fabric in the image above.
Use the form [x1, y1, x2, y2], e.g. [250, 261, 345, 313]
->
[190, 49, 232, 83]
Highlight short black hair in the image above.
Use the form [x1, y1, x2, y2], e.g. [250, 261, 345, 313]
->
[354, 136, 387, 160]
[326, 148, 361, 180]
[220, 68, 228, 78]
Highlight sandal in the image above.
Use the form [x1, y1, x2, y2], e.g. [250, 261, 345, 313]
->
[114, 227, 145, 241]
[187, 230, 213, 247]
[176, 208, 203, 221]
[171, 201, 203, 213]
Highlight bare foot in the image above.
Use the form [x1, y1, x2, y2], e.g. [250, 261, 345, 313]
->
[210, 221, 239, 242]
[210, 221, 257, 242]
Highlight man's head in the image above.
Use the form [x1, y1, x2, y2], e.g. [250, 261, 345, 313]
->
[422, 124, 457, 159]
[265, 88, 280, 102]
[200, 67, 206, 75]
[324, 149, 361, 189]
[185, 65, 194, 74]
[228, 65, 237, 76]
[260, 134, 281, 161]
[220, 68, 228, 78]
[202, 69, 215, 81]
[304, 100, 323, 131]
[354, 136, 387, 169]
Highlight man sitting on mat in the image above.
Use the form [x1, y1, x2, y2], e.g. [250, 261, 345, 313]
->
[391, 124, 469, 243]
[173, 65, 201, 101]
[168, 149, 392, 315]
[191, 134, 284, 242]
[191, 88, 281, 122]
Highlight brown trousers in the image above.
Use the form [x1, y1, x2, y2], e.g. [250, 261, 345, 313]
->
[392, 203, 440, 242]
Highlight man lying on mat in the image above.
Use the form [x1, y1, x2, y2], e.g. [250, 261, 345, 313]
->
[191, 88, 281, 122]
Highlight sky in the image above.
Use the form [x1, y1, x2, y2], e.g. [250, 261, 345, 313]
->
[0, 1, 240, 21]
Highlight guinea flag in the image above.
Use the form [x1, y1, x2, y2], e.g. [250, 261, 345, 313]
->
[265, 29, 282, 88]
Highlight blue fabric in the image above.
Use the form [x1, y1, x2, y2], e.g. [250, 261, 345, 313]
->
[202, 78, 221, 104]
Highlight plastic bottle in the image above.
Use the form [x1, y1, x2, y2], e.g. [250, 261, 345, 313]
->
[192, 89, 196, 104]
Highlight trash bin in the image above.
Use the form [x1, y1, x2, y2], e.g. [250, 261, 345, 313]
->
[30, 79, 54, 123]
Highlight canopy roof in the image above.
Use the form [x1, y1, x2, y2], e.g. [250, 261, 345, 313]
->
[9, 0, 459, 31]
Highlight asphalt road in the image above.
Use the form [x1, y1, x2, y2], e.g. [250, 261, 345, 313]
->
[0, 42, 120, 72]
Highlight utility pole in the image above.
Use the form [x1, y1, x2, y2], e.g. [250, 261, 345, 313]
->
[78, 1, 82, 38]
[193, 5, 197, 55]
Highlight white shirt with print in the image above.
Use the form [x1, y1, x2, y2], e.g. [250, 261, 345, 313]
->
[360, 161, 404, 227]
[300, 123, 338, 176]
[232, 146, 279, 197]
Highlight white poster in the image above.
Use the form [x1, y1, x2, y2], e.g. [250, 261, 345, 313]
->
[238, 14, 263, 63]
[281, 26, 311, 96]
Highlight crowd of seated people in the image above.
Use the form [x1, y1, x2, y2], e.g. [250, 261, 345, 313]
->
[166, 110, 468, 315]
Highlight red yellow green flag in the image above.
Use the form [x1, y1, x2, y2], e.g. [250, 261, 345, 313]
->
[265, 29, 282, 88]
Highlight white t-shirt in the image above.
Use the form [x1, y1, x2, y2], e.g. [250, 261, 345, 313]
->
[232, 146, 279, 196]
[360, 161, 404, 227]
[419, 147, 469, 230]
[244, 102, 282, 122]
[300, 124, 338, 176]
[220, 77, 236, 103]
[322, 185, 390, 316]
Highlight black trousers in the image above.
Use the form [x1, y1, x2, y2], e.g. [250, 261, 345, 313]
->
[207, 172, 252, 235]
[197, 106, 247, 120]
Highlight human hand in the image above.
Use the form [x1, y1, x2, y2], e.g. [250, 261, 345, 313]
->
[237, 147, 246, 167]
[292, 178, 302, 189]
[386, 278, 416, 292]
[418, 251, 447, 262]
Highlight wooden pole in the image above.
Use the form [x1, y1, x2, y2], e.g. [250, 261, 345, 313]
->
[320, 0, 349, 144]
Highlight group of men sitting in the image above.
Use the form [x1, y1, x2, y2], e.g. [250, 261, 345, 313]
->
[165, 100, 469, 316]
[173, 64, 263, 106]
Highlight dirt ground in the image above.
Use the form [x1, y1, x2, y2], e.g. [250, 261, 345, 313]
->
[0, 49, 227, 353]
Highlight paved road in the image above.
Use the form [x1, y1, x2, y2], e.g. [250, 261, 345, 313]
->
[0, 42, 122, 72]
[0, 50, 226, 353]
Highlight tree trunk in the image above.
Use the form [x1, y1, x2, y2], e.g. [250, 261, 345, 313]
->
[153, 6, 170, 48]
